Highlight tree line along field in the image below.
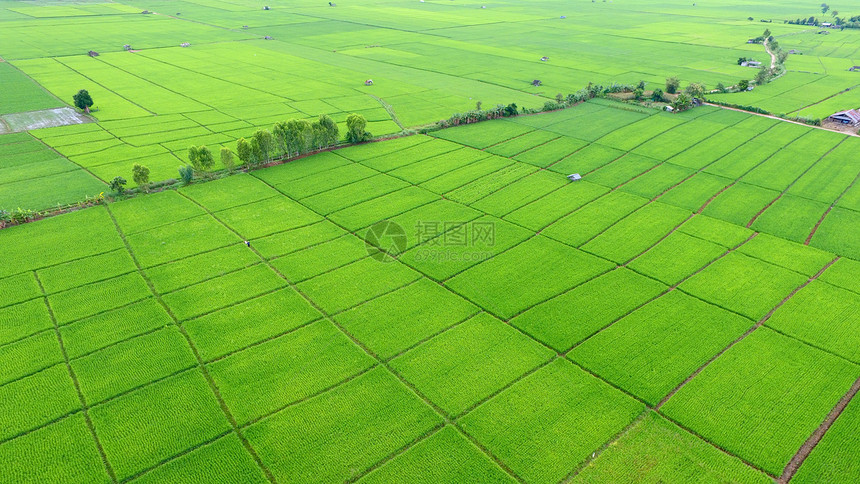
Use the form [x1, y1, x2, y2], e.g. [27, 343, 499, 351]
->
[2, 99, 860, 482]
[5, 0, 860, 210]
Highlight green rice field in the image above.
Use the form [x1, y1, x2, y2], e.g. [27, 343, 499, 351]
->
[2, 0, 860, 483]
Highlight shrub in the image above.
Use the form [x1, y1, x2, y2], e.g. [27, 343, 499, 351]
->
[738, 79, 750, 91]
[651, 88, 665, 102]
[10, 207, 36, 224]
[0, 209, 10, 228]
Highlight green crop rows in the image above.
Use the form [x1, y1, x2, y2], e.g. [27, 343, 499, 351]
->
[3, 0, 860, 482]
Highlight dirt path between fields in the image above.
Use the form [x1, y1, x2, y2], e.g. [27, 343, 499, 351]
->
[779, 375, 860, 483]
[703, 102, 860, 137]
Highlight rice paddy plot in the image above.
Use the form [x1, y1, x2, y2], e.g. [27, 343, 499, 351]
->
[569, 290, 752, 405]
[679, 252, 808, 321]
[459, 359, 645, 484]
[571, 412, 772, 484]
[661, 328, 860, 476]
[511, 268, 667, 352]
[793, 394, 860, 484]
[391, 312, 553, 416]
[244, 367, 442, 483]
[446, 236, 615, 320]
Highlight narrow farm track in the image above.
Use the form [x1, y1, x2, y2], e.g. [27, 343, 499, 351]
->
[705, 102, 860, 138]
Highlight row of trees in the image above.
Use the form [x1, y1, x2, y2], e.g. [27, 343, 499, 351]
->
[184, 113, 371, 179]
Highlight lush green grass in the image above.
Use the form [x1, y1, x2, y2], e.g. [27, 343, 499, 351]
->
[679, 252, 808, 320]
[766, 280, 860, 362]
[209, 320, 374, 425]
[335, 278, 479, 359]
[89, 370, 231, 480]
[0, 414, 111, 483]
[511, 268, 667, 352]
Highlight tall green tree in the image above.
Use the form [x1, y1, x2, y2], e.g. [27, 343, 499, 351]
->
[73, 89, 94, 112]
[346, 114, 371, 143]
[197, 145, 215, 171]
[236, 137, 253, 165]
[685, 82, 705, 98]
[317, 114, 339, 147]
[738, 79, 750, 91]
[252, 129, 276, 163]
[188, 146, 202, 171]
[665, 77, 680, 94]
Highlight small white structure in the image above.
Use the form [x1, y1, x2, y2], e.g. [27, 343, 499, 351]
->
[365, 79, 374, 86]
[180, 42, 190, 47]
[664, 106, 674, 112]
[540, 56, 549, 62]
[741, 60, 763, 67]
[567, 173, 582, 181]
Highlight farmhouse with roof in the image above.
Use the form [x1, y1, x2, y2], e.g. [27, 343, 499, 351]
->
[850, 66, 860, 72]
[828, 109, 860, 126]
